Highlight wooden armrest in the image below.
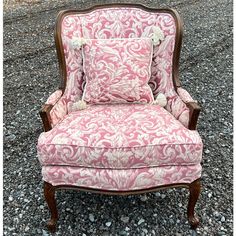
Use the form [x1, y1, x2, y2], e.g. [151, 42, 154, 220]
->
[39, 104, 53, 132]
[186, 102, 201, 130]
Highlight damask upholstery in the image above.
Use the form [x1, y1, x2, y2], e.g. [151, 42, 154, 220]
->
[38, 7, 202, 191]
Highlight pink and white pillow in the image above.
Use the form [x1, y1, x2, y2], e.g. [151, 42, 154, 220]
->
[82, 38, 154, 104]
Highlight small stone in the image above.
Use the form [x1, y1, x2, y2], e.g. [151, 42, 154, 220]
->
[42, 229, 49, 236]
[89, 213, 95, 222]
[142, 228, 148, 234]
[161, 194, 166, 199]
[105, 222, 112, 227]
[191, 230, 197, 236]
[216, 232, 226, 236]
[221, 216, 225, 222]
[214, 211, 220, 217]
[125, 227, 130, 231]
[82, 234, 87, 236]
[25, 226, 30, 232]
[154, 192, 161, 197]
[9, 196, 13, 201]
[119, 230, 127, 236]
[121, 216, 129, 223]
[208, 192, 212, 198]
[140, 194, 148, 201]
[138, 218, 145, 225]
[205, 149, 210, 154]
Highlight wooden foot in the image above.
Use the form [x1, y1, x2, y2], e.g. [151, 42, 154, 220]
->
[187, 179, 201, 229]
[44, 182, 58, 233]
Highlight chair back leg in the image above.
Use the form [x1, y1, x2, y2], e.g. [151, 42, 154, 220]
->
[44, 182, 58, 233]
[187, 179, 201, 229]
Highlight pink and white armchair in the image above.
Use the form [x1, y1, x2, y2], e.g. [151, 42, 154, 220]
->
[37, 4, 203, 232]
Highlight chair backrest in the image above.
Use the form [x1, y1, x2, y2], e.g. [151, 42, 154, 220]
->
[55, 4, 183, 103]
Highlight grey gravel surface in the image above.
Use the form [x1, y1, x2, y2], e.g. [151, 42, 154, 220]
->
[3, 0, 233, 235]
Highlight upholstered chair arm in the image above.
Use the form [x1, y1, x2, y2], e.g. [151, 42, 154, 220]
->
[177, 87, 201, 129]
[39, 89, 67, 131]
[165, 87, 201, 130]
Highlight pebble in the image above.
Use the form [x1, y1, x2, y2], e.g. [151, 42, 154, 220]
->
[138, 218, 145, 225]
[42, 230, 49, 236]
[154, 192, 161, 197]
[121, 216, 130, 223]
[214, 211, 220, 217]
[191, 230, 197, 236]
[142, 228, 148, 234]
[221, 216, 226, 222]
[161, 194, 166, 199]
[105, 222, 112, 227]
[140, 194, 148, 201]
[89, 213, 95, 222]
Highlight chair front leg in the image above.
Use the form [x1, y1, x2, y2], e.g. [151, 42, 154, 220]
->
[187, 179, 201, 229]
[44, 182, 58, 233]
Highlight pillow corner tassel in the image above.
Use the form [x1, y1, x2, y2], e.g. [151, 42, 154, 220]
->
[71, 100, 87, 111]
[153, 93, 167, 107]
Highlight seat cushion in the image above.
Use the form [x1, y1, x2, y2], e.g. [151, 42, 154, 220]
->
[37, 104, 203, 168]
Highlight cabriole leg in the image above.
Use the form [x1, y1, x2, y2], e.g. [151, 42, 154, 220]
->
[187, 179, 201, 229]
[44, 182, 58, 233]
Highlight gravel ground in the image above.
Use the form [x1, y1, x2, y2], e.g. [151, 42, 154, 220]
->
[3, 0, 233, 235]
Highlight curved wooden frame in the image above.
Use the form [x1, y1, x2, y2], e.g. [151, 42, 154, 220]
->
[40, 4, 202, 232]
[44, 179, 201, 232]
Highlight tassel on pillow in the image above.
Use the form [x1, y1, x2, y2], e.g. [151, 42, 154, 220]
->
[153, 93, 167, 107]
[71, 100, 87, 112]
[152, 26, 165, 46]
[70, 37, 87, 49]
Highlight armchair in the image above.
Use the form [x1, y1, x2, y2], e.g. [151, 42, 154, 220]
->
[37, 4, 203, 233]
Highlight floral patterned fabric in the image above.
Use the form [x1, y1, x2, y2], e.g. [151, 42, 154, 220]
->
[82, 38, 154, 104]
[38, 104, 202, 168]
[42, 164, 202, 191]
